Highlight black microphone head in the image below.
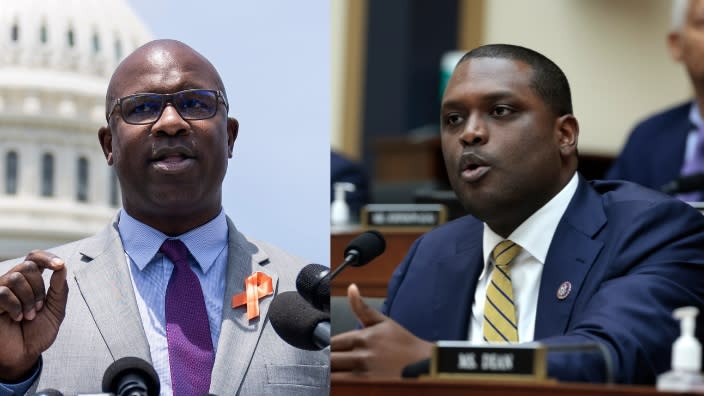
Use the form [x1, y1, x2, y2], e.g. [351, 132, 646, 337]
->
[269, 291, 330, 350]
[34, 389, 63, 396]
[343, 230, 386, 267]
[102, 356, 160, 396]
[296, 263, 330, 311]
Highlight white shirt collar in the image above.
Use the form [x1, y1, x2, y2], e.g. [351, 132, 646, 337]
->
[480, 173, 579, 279]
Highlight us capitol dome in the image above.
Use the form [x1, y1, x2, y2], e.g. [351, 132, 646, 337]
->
[0, 0, 152, 259]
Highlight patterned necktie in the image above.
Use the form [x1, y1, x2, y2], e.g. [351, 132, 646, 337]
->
[161, 239, 214, 396]
[677, 127, 704, 202]
[483, 240, 521, 343]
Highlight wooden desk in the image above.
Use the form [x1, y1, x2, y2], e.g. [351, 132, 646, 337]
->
[331, 377, 694, 396]
[331, 229, 423, 297]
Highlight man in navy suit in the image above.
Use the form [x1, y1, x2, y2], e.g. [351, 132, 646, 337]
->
[330, 43, 704, 384]
[607, 0, 704, 196]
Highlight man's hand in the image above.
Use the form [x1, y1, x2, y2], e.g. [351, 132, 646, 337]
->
[0, 250, 68, 382]
[331, 283, 433, 378]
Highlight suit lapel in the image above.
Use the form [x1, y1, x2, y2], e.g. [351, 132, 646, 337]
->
[210, 219, 278, 395]
[534, 177, 606, 339]
[72, 222, 152, 362]
[430, 220, 484, 340]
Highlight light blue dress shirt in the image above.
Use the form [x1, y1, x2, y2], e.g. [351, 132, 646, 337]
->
[119, 209, 229, 395]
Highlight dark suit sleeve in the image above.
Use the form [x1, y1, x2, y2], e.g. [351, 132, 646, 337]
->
[380, 217, 483, 342]
[541, 199, 704, 384]
[381, 236, 423, 316]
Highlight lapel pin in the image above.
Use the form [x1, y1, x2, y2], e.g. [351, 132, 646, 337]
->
[557, 281, 572, 300]
[232, 271, 273, 320]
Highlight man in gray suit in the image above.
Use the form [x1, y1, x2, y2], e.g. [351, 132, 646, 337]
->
[0, 39, 329, 395]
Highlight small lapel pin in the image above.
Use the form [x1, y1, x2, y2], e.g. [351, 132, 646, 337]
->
[232, 271, 273, 320]
[557, 281, 572, 300]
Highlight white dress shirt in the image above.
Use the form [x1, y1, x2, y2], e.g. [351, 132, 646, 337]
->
[469, 173, 579, 343]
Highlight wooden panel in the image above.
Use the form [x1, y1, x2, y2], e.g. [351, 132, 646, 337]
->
[332, 378, 688, 396]
[331, 229, 423, 297]
[373, 136, 446, 183]
[458, 0, 485, 51]
[340, 0, 368, 159]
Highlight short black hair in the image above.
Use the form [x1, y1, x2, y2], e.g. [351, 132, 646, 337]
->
[458, 44, 573, 116]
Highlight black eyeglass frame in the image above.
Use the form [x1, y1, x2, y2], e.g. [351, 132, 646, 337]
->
[105, 89, 229, 124]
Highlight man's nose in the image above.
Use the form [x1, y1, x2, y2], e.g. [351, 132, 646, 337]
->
[459, 114, 487, 146]
[151, 104, 189, 136]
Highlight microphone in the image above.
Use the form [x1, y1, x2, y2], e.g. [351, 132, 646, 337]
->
[329, 230, 386, 280]
[296, 263, 330, 312]
[269, 291, 330, 350]
[661, 173, 704, 195]
[101, 356, 160, 396]
[34, 390, 63, 396]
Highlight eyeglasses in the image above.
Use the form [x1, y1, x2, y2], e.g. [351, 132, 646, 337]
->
[106, 89, 229, 125]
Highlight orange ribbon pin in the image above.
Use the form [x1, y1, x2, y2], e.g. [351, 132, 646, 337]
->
[231, 272, 273, 320]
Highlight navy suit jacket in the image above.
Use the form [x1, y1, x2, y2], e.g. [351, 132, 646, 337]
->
[606, 101, 690, 190]
[381, 176, 704, 384]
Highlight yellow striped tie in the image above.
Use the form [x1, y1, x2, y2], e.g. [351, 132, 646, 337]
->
[483, 240, 521, 343]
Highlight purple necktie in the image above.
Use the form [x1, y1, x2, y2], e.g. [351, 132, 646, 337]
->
[677, 128, 704, 202]
[161, 239, 214, 396]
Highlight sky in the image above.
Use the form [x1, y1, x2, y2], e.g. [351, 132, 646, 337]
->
[125, 1, 331, 265]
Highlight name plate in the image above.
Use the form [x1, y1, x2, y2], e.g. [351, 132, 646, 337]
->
[431, 341, 547, 381]
[361, 204, 447, 229]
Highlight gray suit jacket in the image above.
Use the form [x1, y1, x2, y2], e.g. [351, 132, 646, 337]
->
[0, 216, 329, 395]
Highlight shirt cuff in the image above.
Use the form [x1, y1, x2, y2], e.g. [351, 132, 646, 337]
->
[0, 358, 41, 396]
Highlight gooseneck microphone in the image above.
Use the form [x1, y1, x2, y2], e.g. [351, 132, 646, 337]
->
[269, 291, 330, 350]
[296, 263, 330, 312]
[661, 173, 704, 195]
[101, 356, 160, 396]
[329, 230, 386, 280]
[34, 389, 63, 396]
[296, 231, 386, 312]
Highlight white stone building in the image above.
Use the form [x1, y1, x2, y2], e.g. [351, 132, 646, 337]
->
[0, 0, 151, 259]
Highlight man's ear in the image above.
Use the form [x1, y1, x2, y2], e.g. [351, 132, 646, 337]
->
[668, 31, 684, 62]
[555, 114, 579, 158]
[98, 126, 114, 165]
[227, 117, 239, 158]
